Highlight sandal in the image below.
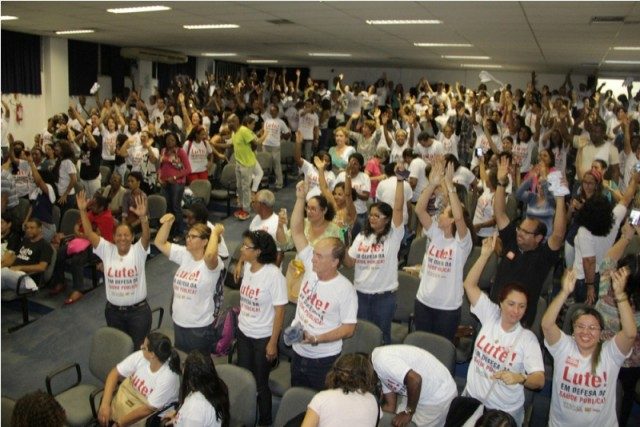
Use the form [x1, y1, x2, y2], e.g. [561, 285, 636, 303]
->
[64, 291, 84, 305]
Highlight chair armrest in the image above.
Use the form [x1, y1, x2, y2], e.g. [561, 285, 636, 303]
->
[90, 387, 105, 419]
[151, 306, 165, 330]
[46, 363, 82, 396]
[408, 313, 414, 333]
[16, 272, 39, 296]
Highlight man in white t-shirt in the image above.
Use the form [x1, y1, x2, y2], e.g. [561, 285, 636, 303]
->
[512, 126, 536, 174]
[288, 181, 358, 390]
[415, 131, 444, 165]
[573, 120, 620, 182]
[372, 345, 457, 427]
[297, 99, 319, 160]
[249, 189, 279, 242]
[403, 149, 428, 203]
[375, 168, 413, 225]
[262, 104, 291, 189]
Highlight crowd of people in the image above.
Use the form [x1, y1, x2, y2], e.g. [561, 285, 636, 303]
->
[2, 68, 640, 427]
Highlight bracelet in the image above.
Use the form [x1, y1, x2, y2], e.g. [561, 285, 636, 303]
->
[616, 297, 629, 304]
[497, 181, 508, 187]
[615, 293, 629, 303]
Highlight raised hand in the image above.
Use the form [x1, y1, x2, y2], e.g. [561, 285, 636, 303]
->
[130, 194, 148, 218]
[295, 130, 303, 144]
[497, 155, 510, 183]
[481, 234, 497, 257]
[313, 155, 325, 171]
[159, 213, 175, 224]
[611, 267, 630, 297]
[76, 190, 88, 211]
[561, 268, 576, 295]
[444, 161, 455, 186]
[428, 157, 445, 187]
[295, 181, 308, 200]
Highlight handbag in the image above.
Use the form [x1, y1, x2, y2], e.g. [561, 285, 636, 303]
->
[110, 377, 150, 427]
[285, 258, 305, 303]
[66, 237, 91, 255]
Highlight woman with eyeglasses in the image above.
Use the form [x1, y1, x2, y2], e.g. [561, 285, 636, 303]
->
[98, 332, 181, 427]
[541, 267, 637, 427]
[154, 213, 225, 354]
[236, 230, 287, 427]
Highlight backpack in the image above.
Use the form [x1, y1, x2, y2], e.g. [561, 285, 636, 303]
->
[212, 305, 240, 357]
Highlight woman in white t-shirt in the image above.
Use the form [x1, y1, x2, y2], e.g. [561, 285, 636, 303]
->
[445, 154, 477, 192]
[301, 353, 379, 427]
[77, 191, 152, 349]
[463, 235, 545, 426]
[414, 160, 473, 342]
[53, 141, 77, 215]
[237, 229, 287, 426]
[167, 350, 230, 427]
[294, 130, 335, 201]
[98, 332, 181, 427]
[154, 214, 225, 354]
[541, 268, 637, 427]
[342, 165, 405, 344]
[184, 125, 213, 184]
[100, 117, 121, 168]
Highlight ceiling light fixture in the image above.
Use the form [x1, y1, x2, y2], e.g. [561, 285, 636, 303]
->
[414, 42, 472, 47]
[183, 24, 239, 30]
[612, 46, 640, 51]
[442, 55, 490, 60]
[604, 60, 640, 64]
[55, 29, 95, 35]
[107, 5, 171, 14]
[247, 59, 278, 64]
[308, 53, 352, 57]
[461, 64, 502, 69]
[202, 53, 237, 57]
[367, 19, 441, 25]
[0, 16, 18, 21]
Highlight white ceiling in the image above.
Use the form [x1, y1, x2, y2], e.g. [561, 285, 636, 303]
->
[2, 1, 640, 73]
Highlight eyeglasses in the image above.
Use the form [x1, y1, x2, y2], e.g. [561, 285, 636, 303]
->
[516, 226, 537, 236]
[186, 234, 204, 240]
[242, 243, 256, 250]
[305, 205, 321, 212]
[574, 324, 601, 332]
[140, 344, 149, 351]
[369, 213, 386, 219]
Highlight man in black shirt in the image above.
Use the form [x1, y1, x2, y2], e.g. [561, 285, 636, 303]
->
[1, 218, 53, 291]
[489, 155, 566, 327]
[77, 125, 102, 198]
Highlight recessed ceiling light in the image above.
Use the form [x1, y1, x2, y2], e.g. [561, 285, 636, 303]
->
[183, 24, 239, 30]
[613, 46, 640, 51]
[604, 60, 640, 64]
[442, 55, 490, 60]
[55, 29, 95, 35]
[414, 43, 473, 47]
[366, 19, 441, 25]
[0, 16, 18, 21]
[461, 64, 502, 69]
[107, 5, 171, 14]
[247, 59, 278, 64]
[202, 53, 237, 57]
[308, 53, 352, 57]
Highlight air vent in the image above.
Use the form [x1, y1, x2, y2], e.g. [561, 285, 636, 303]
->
[624, 20, 640, 25]
[590, 16, 625, 24]
[267, 19, 294, 25]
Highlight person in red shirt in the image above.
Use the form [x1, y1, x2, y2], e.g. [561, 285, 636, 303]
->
[50, 194, 115, 304]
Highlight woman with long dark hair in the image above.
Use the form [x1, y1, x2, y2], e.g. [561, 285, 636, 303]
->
[52, 141, 77, 215]
[158, 132, 191, 240]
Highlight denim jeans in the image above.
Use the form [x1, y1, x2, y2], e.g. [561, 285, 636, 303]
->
[163, 183, 185, 237]
[357, 290, 396, 345]
[573, 273, 600, 304]
[52, 246, 92, 292]
[291, 352, 339, 391]
[414, 300, 461, 343]
[173, 322, 217, 355]
[105, 300, 152, 349]
[237, 330, 273, 425]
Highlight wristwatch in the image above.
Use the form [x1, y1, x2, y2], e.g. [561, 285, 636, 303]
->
[402, 408, 414, 416]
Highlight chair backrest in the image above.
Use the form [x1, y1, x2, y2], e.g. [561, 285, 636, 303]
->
[530, 298, 547, 342]
[216, 364, 257, 427]
[100, 166, 112, 187]
[338, 264, 354, 283]
[394, 272, 420, 323]
[279, 141, 295, 164]
[189, 179, 212, 205]
[278, 303, 299, 360]
[280, 251, 297, 275]
[89, 327, 135, 382]
[59, 209, 80, 236]
[463, 246, 498, 290]
[220, 163, 237, 190]
[13, 198, 31, 227]
[342, 319, 383, 355]
[505, 194, 519, 222]
[147, 195, 167, 220]
[404, 331, 456, 375]
[51, 204, 61, 230]
[42, 245, 57, 284]
[562, 303, 589, 335]
[222, 288, 240, 311]
[274, 387, 317, 427]
[1, 396, 15, 427]
[406, 235, 427, 266]
[256, 151, 273, 172]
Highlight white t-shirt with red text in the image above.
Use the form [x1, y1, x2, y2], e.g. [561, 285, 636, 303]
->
[249, 213, 280, 242]
[415, 140, 445, 165]
[466, 294, 545, 413]
[184, 140, 212, 174]
[238, 263, 288, 339]
[116, 351, 179, 409]
[416, 222, 472, 310]
[300, 159, 335, 202]
[349, 223, 404, 294]
[292, 245, 358, 358]
[545, 332, 629, 427]
[335, 171, 371, 214]
[175, 391, 221, 427]
[94, 238, 149, 306]
[169, 244, 223, 328]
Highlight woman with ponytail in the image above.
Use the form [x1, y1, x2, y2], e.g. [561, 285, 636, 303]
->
[98, 332, 181, 427]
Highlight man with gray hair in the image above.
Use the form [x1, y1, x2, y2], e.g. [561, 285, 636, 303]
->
[249, 189, 279, 242]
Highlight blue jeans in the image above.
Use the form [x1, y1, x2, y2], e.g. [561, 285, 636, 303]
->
[163, 183, 185, 237]
[291, 352, 339, 391]
[105, 300, 152, 349]
[414, 300, 461, 343]
[573, 273, 600, 304]
[237, 330, 273, 425]
[357, 290, 396, 345]
[173, 323, 217, 355]
[352, 213, 367, 239]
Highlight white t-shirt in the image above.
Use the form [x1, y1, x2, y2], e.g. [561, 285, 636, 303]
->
[56, 158, 77, 196]
[263, 117, 290, 147]
[349, 223, 404, 294]
[292, 246, 358, 358]
[116, 351, 180, 409]
[184, 140, 212, 174]
[452, 166, 476, 191]
[545, 332, 629, 427]
[621, 152, 640, 192]
[574, 138, 620, 179]
[408, 157, 428, 202]
[466, 294, 545, 413]
[375, 177, 413, 225]
[335, 172, 371, 214]
[573, 204, 626, 279]
[372, 345, 457, 406]
[438, 134, 460, 158]
[415, 140, 444, 165]
[473, 189, 496, 238]
[249, 213, 280, 242]
[169, 244, 223, 328]
[470, 134, 502, 170]
[238, 263, 288, 339]
[300, 159, 336, 202]
[100, 125, 119, 161]
[389, 140, 408, 165]
[175, 391, 221, 427]
[298, 111, 319, 140]
[12, 160, 34, 198]
[416, 222, 472, 310]
[94, 238, 149, 306]
[512, 140, 536, 173]
[308, 389, 378, 427]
